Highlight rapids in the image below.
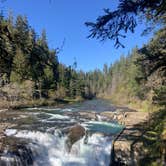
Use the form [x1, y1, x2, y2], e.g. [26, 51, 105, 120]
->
[0, 99, 124, 166]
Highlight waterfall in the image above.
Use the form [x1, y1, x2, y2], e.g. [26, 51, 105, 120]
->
[3, 129, 113, 166]
[1, 103, 124, 166]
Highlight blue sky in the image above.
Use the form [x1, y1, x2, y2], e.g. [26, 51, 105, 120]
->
[2, 0, 153, 71]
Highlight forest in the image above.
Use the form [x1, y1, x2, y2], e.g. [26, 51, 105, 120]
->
[0, 13, 98, 106]
[0, 12, 165, 110]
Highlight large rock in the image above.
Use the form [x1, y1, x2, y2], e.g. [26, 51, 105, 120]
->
[111, 112, 149, 165]
[65, 124, 86, 152]
[0, 137, 33, 166]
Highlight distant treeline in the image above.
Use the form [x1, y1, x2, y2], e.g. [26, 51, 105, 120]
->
[0, 13, 95, 101]
[0, 13, 165, 108]
[89, 28, 166, 108]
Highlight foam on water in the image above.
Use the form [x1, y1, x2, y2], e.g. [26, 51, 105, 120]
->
[4, 129, 112, 166]
[37, 112, 76, 123]
[25, 107, 61, 111]
[61, 108, 74, 112]
[44, 112, 70, 120]
[5, 129, 17, 136]
[25, 107, 38, 111]
[96, 114, 102, 121]
[28, 107, 75, 112]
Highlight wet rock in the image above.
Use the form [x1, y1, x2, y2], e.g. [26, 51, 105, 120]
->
[113, 140, 146, 165]
[100, 112, 115, 120]
[100, 111, 129, 124]
[0, 123, 16, 146]
[0, 137, 34, 166]
[0, 122, 33, 165]
[65, 124, 86, 152]
[0, 146, 33, 166]
[78, 111, 97, 120]
[0, 109, 8, 113]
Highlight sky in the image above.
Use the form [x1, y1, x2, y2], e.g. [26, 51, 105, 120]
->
[2, 0, 153, 71]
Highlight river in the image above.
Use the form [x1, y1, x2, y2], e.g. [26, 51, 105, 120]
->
[0, 99, 124, 166]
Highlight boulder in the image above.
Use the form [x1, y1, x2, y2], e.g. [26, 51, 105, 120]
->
[66, 124, 86, 152]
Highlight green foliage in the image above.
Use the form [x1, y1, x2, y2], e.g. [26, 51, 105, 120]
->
[0, 12, 165, 108]
[139, 27, 166, 78]
[86, 0, 166, 48]
[139, 109, 166, 165]
[11, 48, 30, 82]
[99, 48, 146, 103]
[138, 27, 166, 107]
[0, 14, 15, 83]
[0, 13, 92, 100]
[153, 86, 166, 106]
[99, 28, 166, 109]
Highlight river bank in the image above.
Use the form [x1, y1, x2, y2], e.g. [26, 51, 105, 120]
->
[111, 111, 149, 165]
[110, 109, 166, 166]
[0, 97, 84, 110]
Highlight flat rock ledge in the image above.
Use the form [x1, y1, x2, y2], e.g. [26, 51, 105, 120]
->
[110, 111, 149, 166]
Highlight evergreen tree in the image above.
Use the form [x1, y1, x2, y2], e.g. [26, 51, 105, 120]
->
[10, 48, 28, 82]
[86, 0, 166, 48]
[0, 13, 14, 84]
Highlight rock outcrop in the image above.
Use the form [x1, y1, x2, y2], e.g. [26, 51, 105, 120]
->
[65, 124, 86, 152]
[0, 137, 33, 166]
[111, 111, 149, 165]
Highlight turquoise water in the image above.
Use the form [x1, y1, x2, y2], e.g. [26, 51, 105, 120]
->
[83, 121, 124, 135]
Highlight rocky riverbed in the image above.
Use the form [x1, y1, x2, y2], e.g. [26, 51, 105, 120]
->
[0, 99, 149, 166]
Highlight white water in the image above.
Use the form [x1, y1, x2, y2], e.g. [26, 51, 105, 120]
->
[5, 129, 17, 136]
[44, 112, 70, 120]
[2, 101, 124, 166]
[38, 112, 76, 123]
[5, 129, 112, 166]
[25, 107, 74, 112]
